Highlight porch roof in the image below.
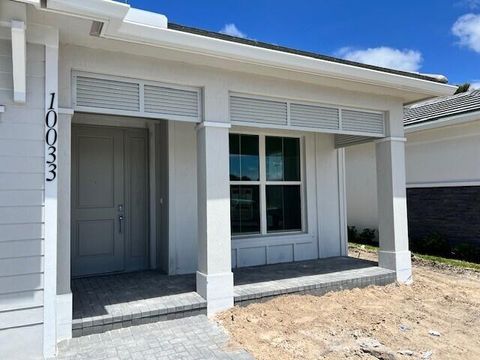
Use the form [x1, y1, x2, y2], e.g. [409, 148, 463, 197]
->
[22, 0, 456, 103]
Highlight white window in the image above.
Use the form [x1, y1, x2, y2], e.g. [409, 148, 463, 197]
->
[229, 133, 304, 236]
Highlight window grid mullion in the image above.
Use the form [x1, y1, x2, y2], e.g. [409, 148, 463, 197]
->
[259, 135, 267, 235]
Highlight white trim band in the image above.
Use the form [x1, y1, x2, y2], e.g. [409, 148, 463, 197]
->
[407, 180, 480, 188]
[374, 136, 407, 144]
[58, 107, 74, 115]
[196, 121, 232, 129]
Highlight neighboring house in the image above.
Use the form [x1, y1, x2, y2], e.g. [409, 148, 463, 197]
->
[0, 1, 454, 358]
[347, 90, 480, 246]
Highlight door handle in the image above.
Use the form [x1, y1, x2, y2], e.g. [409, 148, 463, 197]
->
[119, 215, 124, 233]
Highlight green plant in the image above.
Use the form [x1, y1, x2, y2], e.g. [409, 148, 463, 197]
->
[358, 228, 376, 245]
[348, 226, 377, 246]
[348, 226, 358, 242]
[452, 243, 480, 263]
[412, 233, 450, 257]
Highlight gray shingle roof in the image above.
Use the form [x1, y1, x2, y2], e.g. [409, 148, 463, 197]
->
[404, 90, 480, 126]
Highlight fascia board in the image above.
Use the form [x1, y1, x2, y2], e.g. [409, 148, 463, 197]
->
[35, 0, 455, 99]
[107, 21, 456, 98]
[45, 0, 129, 21]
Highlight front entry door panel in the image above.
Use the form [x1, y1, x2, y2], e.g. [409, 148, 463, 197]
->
[72, 125, 148, 277]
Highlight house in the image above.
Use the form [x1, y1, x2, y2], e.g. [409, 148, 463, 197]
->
[0, 0, 455, 358]
[346, 90, 480, 248]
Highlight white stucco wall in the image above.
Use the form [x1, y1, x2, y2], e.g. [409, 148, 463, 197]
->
[57, 43, 406, 274]
[346, 119, 480, 230]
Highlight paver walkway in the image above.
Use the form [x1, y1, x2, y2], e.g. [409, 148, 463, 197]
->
[57, 315, 252, 360]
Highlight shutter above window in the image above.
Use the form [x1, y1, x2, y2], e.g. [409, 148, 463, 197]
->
[76, 76, 140, 112]
[341, 109, 385, 135]
[290, 103, 339, 130]
[230, 96, 288, 126]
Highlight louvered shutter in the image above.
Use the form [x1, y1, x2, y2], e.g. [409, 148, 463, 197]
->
[341, 109, 384, 135]
[230, 96, 287, 125]
[75, 76, 140, 112]
[290, 103, 339, 130]
[144, 85, 199, 118]
[334, 134, 375, 148]
[73, 72, 201, 122]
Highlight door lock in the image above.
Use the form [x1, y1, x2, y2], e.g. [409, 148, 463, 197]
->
[119, 215, 124, 233]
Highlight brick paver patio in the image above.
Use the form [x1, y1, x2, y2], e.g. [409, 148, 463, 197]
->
[71, 257, 395, 336]
[57, 315, 252, 360]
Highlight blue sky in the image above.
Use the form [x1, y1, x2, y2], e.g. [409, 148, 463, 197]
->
[125, 0, 480, 88]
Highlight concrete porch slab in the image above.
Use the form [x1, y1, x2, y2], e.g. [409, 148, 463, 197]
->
[71, 257, 395, 336]
[233, 257, 396, 304]
[72, 272, 206, 337]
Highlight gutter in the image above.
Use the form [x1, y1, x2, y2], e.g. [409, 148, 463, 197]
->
[20, 0, 456, 99]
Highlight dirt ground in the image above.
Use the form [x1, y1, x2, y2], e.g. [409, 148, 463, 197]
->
[218, 247, 480, 360]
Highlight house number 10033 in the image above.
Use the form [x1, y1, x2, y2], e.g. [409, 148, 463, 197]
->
[45, 92, 58, 182]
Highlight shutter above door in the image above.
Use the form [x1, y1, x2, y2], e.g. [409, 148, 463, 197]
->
[76, 76, 140, 112]
[73, 72, 201, 123]
[144, 85, 199, 118]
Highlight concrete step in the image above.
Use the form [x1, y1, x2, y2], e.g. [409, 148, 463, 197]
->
[72, 292, 206, 337]
[234, 265, 396, 306]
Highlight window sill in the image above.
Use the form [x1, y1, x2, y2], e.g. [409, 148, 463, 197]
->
[231, 232, 315, 248]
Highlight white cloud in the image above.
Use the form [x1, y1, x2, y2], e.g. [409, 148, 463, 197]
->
[452, 13, 480, 52]
[470, 81, 480, 89]
[459, 0, 480, 10]
[336, 46, 423, 72]
[219, 23, 247, 38]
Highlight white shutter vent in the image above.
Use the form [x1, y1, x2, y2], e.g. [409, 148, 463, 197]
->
[76, 75, 140, 112]
[341, 109, 384, 135]
[144, 85, 199, 118]
[230, 96, 287, 125]
[290, 103, 339, 130]
[73, 72, 201, 122]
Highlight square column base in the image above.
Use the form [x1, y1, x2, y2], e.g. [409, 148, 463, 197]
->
[379, 250, 412, 284]
[56, 292, 72, 342]
[196, 271, 234, 315]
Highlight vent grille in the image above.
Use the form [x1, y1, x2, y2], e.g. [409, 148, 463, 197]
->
[290, 103, 339, 129]
[341, 109, 384, 134]
[76, 76, 140, 112]
[144, 85, 199, 118]
[230, 96, 287, 125]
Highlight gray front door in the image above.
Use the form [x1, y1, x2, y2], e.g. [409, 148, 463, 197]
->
[72, 125, 149, 277]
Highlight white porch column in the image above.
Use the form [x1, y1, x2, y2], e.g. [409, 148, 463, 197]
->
[375, 110, 412, 284]
[196, 122, 234, 315]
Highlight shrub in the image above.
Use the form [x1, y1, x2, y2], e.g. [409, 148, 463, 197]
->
[359, 228, 376, 245]
[348, 226, 377, 246]
[348, 226, 358, 243]
[452, 243, 480, 263]
[412, 233, 450, 257]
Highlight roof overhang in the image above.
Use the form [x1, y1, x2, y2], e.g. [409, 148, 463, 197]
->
[19, 0, 456, 103]
[405, 110, 480, 133]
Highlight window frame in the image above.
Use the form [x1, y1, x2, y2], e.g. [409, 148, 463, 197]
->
[229, 130, 306, 238]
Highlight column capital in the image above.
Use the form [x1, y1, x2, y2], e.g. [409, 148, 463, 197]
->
[195, 121, 231, 130]
[374, 136, 407, 144]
